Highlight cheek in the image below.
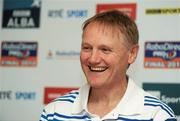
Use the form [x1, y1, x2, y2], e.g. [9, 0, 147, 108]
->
[80, 52, 88, 64]
[112, 54, 129, 68]
[80, 53, 84, 65]
[80, 53, 85, 71]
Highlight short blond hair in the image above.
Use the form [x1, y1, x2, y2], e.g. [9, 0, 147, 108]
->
[82, 10, 139, 47]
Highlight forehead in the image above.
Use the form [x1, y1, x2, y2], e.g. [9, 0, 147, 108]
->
[83, 22, 122, 39]
[82, 22, 129, 49]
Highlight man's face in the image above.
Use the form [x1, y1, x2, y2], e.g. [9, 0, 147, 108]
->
[80, 22, 136, 88]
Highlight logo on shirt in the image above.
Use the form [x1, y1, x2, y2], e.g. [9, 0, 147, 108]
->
[44, 87, 78, 104]
[143, 83, 180, 115]
[1, 41, 38, 67]
[2, 0, 41, 28]
[144, 41, 180, 68]
[96, 3, 137, 20]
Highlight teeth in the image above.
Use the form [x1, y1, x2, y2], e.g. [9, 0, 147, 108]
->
[89, 66, 107, 72]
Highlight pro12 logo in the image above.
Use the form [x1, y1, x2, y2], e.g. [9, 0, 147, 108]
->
[144, 41, 180, 68]
[1, 41, 38, 67]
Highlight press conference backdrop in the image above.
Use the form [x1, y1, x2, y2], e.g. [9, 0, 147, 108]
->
[0, 0, 179, 121]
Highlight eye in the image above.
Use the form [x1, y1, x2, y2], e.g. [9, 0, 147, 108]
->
[101, 47, 111, 54]
[81, 45, 92, 52]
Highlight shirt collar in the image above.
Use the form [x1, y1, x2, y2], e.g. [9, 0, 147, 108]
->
[114, 78, 144, 116]
[72, 78, 144, 117]
[72, 83, 90, 114]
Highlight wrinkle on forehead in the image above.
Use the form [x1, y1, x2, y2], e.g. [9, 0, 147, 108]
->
[82, 21, 132, 49]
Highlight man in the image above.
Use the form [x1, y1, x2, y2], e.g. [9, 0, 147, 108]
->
[40, 10, 176, 121]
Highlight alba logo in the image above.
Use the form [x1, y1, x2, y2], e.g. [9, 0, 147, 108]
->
[2, 0, 41, 28]
[96, 3, 136, 20]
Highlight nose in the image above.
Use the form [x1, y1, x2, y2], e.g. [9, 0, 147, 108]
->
[88, 50, 101, 64]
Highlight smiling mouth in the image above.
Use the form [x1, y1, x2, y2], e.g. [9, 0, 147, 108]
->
[88, 66, 107, 72]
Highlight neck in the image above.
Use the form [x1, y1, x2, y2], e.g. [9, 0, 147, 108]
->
[89, 77, 128, 104]
[87, 76, 128, 117]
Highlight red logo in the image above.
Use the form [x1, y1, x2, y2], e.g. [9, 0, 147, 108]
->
[96, 3, 136, 20]
[44, 87, 78, 104]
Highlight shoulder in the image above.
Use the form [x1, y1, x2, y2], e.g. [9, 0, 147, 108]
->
[143, 92, 177, 120]
[44, 89, 79, 114]
[40, 84, 91, 121]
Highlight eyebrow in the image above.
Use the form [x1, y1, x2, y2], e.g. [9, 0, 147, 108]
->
[81, 42, 90, 46]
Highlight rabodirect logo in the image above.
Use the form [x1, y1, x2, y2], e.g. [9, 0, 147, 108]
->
[96, 3, 136, 20]
[47, 50, 80, 60]
[1, 41, 38, 67]
[2, 0, 41, 28]
[0, 90, 36, 100]
[144, 41, 180, 69]
[143, 83, 180, 115]
[44, 87, 78, 104]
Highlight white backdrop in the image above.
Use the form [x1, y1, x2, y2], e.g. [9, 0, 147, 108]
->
[0, 0, 180, 121]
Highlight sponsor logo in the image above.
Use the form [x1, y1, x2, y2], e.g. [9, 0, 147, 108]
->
[44, 87, 78, 104]
[0, 90, 36, 100]
[143, 83, 180, 115]
[144, 41, 180, 68]
[146, 8, 180, 15]
[47, 50, 80, 60]
[0, 90, 12, 100]
[15, 91, 36, 100]
[48, 9, 88, 18]
[2, 0, 41, 28]
[96, 3, 136, 20]
[1, 41, 38, 67]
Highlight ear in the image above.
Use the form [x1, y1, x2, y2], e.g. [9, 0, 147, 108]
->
[128, 44, 139, 64]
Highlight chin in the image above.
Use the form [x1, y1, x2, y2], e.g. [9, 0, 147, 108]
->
[87, 79, 105, 89]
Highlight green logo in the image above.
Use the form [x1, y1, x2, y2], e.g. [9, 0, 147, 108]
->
[143, 83, 180, 116]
